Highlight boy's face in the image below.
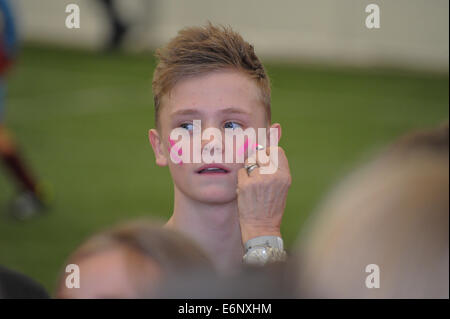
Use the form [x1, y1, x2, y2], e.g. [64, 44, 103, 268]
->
[149, 69, 280, 204]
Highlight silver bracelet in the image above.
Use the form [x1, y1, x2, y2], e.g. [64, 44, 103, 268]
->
[243, 236, 287, 266]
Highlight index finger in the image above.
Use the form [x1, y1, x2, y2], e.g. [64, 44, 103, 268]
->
[255, 146, 290, 174]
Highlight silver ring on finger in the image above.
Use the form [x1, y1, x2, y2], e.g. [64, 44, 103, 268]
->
[245, 163, 259, 176]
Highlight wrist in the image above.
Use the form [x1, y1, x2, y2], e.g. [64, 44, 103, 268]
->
[240, 225, 281, 244]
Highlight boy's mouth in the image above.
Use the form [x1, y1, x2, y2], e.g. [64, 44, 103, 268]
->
[196, 164, 230, 174]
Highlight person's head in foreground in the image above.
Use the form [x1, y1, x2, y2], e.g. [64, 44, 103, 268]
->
[148, 22, 281, 205]
[55, 220, 213, 298]
[295, 122, 449, 298]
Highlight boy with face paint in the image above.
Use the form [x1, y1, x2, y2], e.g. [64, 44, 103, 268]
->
[148, 23, 292, 274]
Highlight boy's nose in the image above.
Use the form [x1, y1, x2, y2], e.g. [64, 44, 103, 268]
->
[201, 128, 224, 155]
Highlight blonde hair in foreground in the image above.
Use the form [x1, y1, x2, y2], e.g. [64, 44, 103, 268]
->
[296, 122, 449, 298]
[55, 219, 213, 298]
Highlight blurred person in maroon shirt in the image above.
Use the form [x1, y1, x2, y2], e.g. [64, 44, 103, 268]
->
[0, 0, 47, 220]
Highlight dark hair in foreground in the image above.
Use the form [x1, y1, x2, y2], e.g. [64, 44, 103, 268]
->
[0, 265, 49, 299]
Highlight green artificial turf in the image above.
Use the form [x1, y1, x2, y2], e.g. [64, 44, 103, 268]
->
[0, 45, 448, 293]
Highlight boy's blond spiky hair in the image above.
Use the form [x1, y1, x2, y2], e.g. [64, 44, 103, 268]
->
[152, 23, 271, 126]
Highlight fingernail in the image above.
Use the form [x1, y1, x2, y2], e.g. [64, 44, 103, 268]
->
[256, 144, 265, 150]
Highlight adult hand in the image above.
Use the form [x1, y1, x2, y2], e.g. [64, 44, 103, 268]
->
[237, 146, 292, 244]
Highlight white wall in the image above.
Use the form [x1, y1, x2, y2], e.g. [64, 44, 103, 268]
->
[13, 0, 449, 72]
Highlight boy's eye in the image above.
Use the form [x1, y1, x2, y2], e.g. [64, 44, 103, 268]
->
[224, 121, 242, 130]
[180, 123, 194, 131]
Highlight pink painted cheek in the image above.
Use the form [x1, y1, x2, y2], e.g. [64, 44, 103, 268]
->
[237, 139, 259, 158]
[168, 138, 183, 165]
[236, 139, 249, 157]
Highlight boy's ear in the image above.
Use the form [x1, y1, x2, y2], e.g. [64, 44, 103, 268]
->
[268, 123, 282, 145]
[148, 129, 168, 166]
